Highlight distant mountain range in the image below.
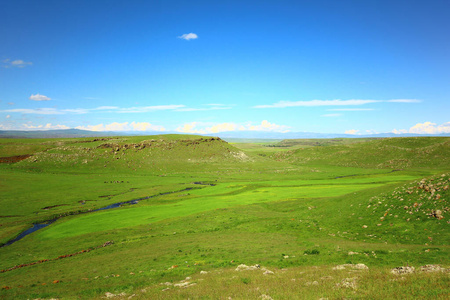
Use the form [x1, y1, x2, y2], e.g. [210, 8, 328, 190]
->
[0, 129, 120, 138]
[1, 129, 449, 139]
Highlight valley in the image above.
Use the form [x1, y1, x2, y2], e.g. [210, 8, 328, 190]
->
[0, 135, 448, 299]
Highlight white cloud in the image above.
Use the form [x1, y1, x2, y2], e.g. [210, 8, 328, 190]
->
[345, 129, 359, 135]
[176, 120, 290, 134]
[208, 123, 238, 133]
[247, 120, 290, 132]
[254, 99, 421, 108]
[409, 121, 450, 134]
[392, 121, 450, 135]
[365, 129, 379, 134]
[29, 94, 51, 101]
[6, 115, 10, 119]
[176, 122, 207, 134]
[22, 123, 70, 130]
[76, 122, 166, 132]
[2, 59, 32, 68]
[131, 122, 165, 131]
[178, 33, 198, 40]
[392, 129, 408, 134]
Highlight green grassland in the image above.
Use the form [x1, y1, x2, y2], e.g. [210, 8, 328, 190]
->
[0, 135, 449, 299]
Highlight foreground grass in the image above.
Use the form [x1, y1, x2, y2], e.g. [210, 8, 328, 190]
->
[122, 265, 450, 300]
[2, 263, 449, 299]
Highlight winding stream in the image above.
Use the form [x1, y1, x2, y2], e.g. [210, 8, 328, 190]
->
[1, 187, 195, 248]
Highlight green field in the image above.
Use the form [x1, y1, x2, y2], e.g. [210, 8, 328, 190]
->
[0, 135, 449, 299]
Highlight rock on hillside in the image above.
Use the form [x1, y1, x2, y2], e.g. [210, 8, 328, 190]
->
[12, 136, 253, 173]
[364, 173, 449, 244]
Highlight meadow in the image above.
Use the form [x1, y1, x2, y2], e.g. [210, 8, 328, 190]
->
[0, 135, 449, 299]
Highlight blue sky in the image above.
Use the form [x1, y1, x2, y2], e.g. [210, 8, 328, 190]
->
[1, 0, 449, 135]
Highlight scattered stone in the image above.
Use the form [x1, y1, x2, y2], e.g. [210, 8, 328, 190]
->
[305, 281, 319, 286]
[391, 266, 415, 275]
[263, 270, 274, 275]
[105, 292, 126, 298]
[333, 264, 368, 270]
[200, 271, 208, 274]
[259, 295, 273, 300]
[420, 265, 446, 272]
[348, 251, 359, 255]
[174, 282, 191, 288]
[336, 278, 357, 290]
[354, 263, 369, 270]
[235, 264, 260, 271]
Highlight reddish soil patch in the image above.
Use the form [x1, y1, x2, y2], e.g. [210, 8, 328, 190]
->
[0, 155, 31, 163]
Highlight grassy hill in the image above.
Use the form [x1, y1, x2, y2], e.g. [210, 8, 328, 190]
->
[0, 135, 448, 299]
[270, 137, 450, 170]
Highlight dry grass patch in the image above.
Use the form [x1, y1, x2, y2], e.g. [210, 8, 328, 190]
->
[101, 264, 449, 299]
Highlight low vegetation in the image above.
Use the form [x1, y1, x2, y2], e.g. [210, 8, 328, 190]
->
[0, 135, 448, 299]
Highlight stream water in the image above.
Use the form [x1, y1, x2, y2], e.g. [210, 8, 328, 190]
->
[1, 187, 195, 248]
[1, 220, 57, 248]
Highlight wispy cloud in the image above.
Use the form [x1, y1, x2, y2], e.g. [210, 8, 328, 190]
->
[176, 104, 233, 112]
[29, 93, 51, 101]
[178, 33, 198, 40]
[254, 99, 421, 108]
[0, 104, 236, 115]
[1, 105, 185, 115]
[1, 108, 63, 115]
[115, 105, 185, 113]
[2, 59, 32, 68]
